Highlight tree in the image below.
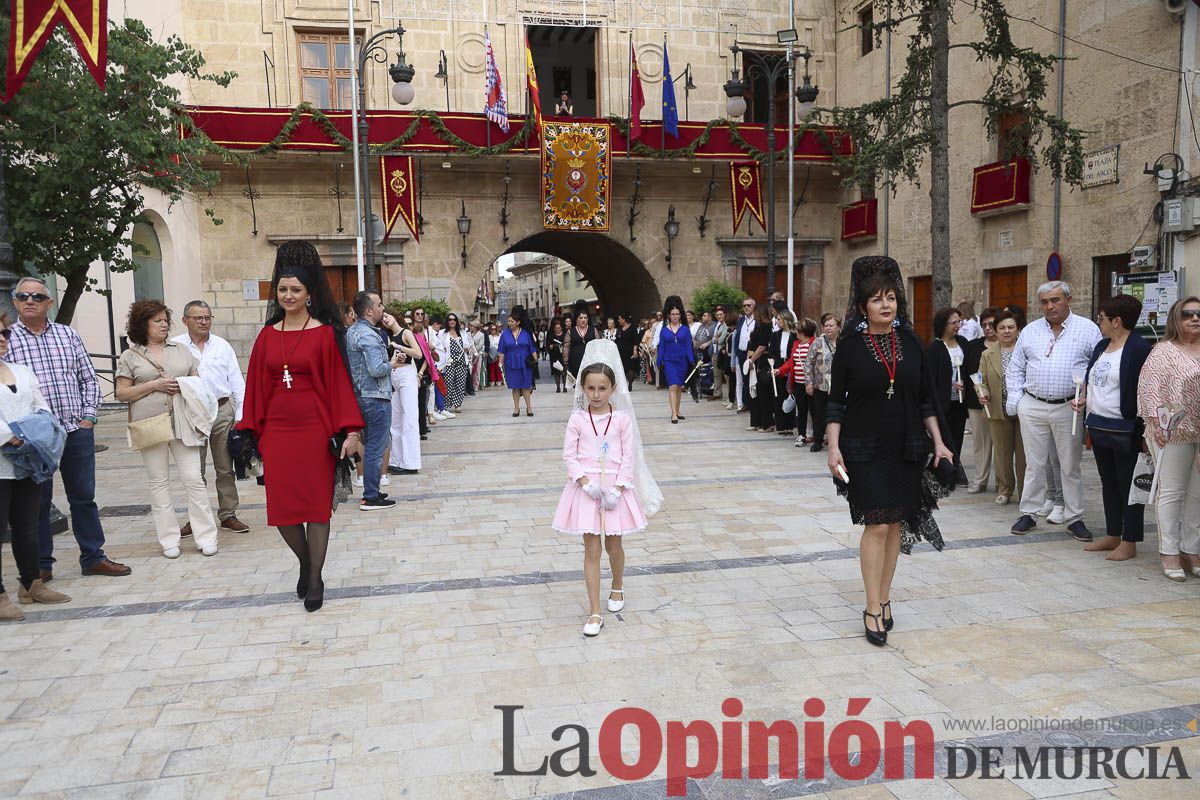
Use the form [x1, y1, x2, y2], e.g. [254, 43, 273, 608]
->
[0, 13, 233, 323]
[385, 298, 452, 323]
[691, 279, 747, 316]
[825, 0, 1085, 308]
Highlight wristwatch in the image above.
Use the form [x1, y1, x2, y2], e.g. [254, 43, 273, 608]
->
[82, 415, 98, 425]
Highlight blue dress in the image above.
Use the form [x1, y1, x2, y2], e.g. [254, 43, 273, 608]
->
[498, 327, 537, 389]
[656, 324, 695, 386]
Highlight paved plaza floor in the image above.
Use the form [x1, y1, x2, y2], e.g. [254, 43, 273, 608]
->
[2, 383, 1198, 799]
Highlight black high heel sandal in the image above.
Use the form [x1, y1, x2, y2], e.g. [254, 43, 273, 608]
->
[304, 579, 325, 612]
[862, 610, 887, 646]
[880, 601, 894, 631]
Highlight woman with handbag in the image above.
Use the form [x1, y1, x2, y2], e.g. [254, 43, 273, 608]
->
[237, 241, 364, 611]
[1073, 294, 1151, 561]
[1137, 296, 1200, 581]
[115, 300, 219, 559]
[974, 311, 1026, 506]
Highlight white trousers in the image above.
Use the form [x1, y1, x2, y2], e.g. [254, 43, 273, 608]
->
[1150, 441, 1200, 555]
[389, 365, 422, 470]
[734, 353, 746, 407]
[140, 438, 218, 551]
[968, 408, 992, 491]
[1016, 396, 1085, 522]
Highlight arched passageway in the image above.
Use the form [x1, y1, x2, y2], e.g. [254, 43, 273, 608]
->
[503, 231, 662, 319]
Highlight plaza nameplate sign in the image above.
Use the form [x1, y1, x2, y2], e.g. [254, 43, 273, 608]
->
[1081, 145, 1119, 189]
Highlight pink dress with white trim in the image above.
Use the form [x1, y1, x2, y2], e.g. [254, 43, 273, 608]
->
[552, 408, 647, 535]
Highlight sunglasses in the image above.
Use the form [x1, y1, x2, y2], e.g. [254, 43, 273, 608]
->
[15, 292, 51, 303]
[0, 329, 12, 340]
[1182, 309, 1200, 320]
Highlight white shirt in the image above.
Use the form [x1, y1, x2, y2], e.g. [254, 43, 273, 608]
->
[959, 318, 983, 341]
[1086, 347, 1123, 418]
[171, 333, 246, 421]
[1004, 311, 1101, 416]
[738, 316, 755, 352]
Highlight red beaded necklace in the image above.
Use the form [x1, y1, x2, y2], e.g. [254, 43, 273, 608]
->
[588, 403, 613, 437]
[864, 328, 898, 400]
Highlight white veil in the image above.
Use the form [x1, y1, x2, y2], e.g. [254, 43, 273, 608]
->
[572, 339, 663, 517]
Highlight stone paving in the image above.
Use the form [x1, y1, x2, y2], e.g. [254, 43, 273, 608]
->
[2, 383, 1199, 799]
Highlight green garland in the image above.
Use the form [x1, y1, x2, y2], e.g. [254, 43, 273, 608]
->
[178, 102, 839, 163]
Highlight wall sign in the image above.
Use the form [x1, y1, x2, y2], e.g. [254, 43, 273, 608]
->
[1081, 144, 1119, 189]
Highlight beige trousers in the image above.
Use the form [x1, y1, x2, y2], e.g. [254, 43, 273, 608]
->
[989, 417, 1025, 500]
[142, 438, 218, 551]
[200, 400, 239, 520]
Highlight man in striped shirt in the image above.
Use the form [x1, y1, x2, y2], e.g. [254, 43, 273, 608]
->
[7, 278, 131, 580]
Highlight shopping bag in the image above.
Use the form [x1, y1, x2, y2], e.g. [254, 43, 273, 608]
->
[1129, 452, 1154, 506]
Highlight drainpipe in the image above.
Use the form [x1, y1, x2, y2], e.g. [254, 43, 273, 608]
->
[1174, 3, 1197, 291]
[1052, 0, 1066, 254]
[883, 1, 892, 257]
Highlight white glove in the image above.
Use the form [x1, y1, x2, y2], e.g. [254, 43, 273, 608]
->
[581, 482, 604, 501]
[601, 489, 622, 511]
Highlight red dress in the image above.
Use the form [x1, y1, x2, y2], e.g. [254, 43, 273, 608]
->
[237, 324, 363, 525]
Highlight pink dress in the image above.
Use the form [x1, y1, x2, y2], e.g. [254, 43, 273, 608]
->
[552, 409, 647, 535]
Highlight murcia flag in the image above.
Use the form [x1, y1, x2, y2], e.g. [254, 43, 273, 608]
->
[6, 0, 109, 99]
[483, 30, 509, 133]
[629, 40, 646, 141]
[524, 30, 543, 134]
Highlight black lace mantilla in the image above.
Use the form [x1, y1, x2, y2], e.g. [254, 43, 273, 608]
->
[835, 466, 950, 554]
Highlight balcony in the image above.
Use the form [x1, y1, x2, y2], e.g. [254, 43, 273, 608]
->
[971, 158, 1031, 217]
[841, 198, 878, 242]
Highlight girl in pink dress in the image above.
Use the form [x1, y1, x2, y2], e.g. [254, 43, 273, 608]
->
[553, 341, 662, 636]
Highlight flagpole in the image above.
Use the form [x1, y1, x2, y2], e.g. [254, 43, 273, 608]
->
[628, 32, 633, 159]
[661, 35, 666, 156]
[484, 24, 492, 151]
[347, 0, 366, 291]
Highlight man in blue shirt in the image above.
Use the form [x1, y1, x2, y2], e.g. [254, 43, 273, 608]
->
[346, 292, 397, 511]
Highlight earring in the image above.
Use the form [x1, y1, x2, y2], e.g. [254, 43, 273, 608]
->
[306, 298, 312, 307]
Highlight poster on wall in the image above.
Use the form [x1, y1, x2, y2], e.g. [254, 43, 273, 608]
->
[1113, 270, 1178, 330]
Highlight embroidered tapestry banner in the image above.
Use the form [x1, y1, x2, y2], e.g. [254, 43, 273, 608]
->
[541, 121, 611, 232]
[380, 155, 419, 243]
[730, 161, 765, 233]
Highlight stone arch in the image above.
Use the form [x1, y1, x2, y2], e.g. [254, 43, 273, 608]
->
[501, 231, 662, 319]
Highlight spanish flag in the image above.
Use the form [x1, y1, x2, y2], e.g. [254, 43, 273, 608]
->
[524, 31, 543, 135]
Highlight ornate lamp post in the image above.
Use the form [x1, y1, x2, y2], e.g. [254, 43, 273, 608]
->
[663, 205, 680, 269]
[456, 201, 472, 269]
[357, 23, 415, 292]
[725, 43, 797, 298]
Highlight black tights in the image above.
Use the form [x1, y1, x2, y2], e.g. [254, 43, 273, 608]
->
[277, 522, 331, 596]
[0, 478, 40, 595]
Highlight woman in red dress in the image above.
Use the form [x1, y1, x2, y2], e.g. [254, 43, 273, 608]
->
[237, 241, 363, 611]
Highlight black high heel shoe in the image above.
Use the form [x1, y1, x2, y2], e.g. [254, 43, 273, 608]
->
[880, 601, 894, 631]
[297, 563, 310, 599]
[862, 610, 887, 646]
[304, 578, 325, 612]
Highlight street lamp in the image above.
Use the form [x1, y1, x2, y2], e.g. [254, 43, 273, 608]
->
[795, 48, 819, 120]
[663, 205, 680, 269]
[457, 201, 472, 269]
[357, 22, 415, 292]
[725, 42, 797, 298]
[434, 49, 449, 112]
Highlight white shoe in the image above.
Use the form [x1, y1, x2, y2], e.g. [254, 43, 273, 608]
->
[1038, 500, 1055, 516]
[440, 410, 456, 419]
[967, 485, 985, 494]
[353, 474, 364, 488]
[163, 547, 181, 559]
[200, 544, 218, 557]
[582, 614, 604, 636]
[995, 495, 1010, 506]
[380, 473, 391, 486]
[724, 403, 733, 410]
[795, 435, 805, 447]
[607, 590, 625, 612]
[1048, 506, 1066, 524]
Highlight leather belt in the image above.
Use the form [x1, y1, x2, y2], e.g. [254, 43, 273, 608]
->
[1027, 392, 1070, 404]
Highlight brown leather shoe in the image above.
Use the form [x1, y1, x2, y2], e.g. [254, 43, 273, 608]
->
[180, 522, 193, 537]
[220, 517, 250, 533]
[81, 559, 132, 577]
[39, 569, 53, 584]
[18, 579, 71, 605]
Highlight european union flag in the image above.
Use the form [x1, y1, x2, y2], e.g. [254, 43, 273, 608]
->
[661, 39, 679, 138]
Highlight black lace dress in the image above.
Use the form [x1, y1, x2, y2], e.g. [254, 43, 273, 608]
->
[826, 328, 950, 553]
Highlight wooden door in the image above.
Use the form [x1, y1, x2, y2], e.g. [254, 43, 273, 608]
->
[325, 265, 382, 305]
[911, 276, 932, 343]
[988, 266, 1028, 317]
[740, 266, 790, 307]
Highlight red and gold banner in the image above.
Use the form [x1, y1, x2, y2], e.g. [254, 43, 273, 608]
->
[6, 0, 108, 100]
[380, 155, 419, 243]
[541, 121, 611, 232]
[971, 157, 1031, 216]
[183, 106, 853, 163]
[841, 198, 878, 241]
[730, 161, 764, 234]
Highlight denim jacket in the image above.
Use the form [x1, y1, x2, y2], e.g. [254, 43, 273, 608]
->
[2, 409, 66, 483]
[345, 320, 392, 400]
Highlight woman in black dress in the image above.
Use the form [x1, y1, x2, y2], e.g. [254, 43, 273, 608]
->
[745, 304, 775, 432]
[563, 302, 599, 384]
[547, 318, 567, 392]
[825, 256, 955, 646]
[926, 307, 970, 485]
[769, 311, 797, 436]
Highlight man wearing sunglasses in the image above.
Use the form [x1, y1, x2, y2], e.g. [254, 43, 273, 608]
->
[7, 278, 131, 580]
[729, 297, 757, 412]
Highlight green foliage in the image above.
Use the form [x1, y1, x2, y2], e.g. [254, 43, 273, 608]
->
[691, 279, 747, 315]
[826, 0, 1086, 193]
[0, 14, 234, 323]
[385, 297, 451, 323]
